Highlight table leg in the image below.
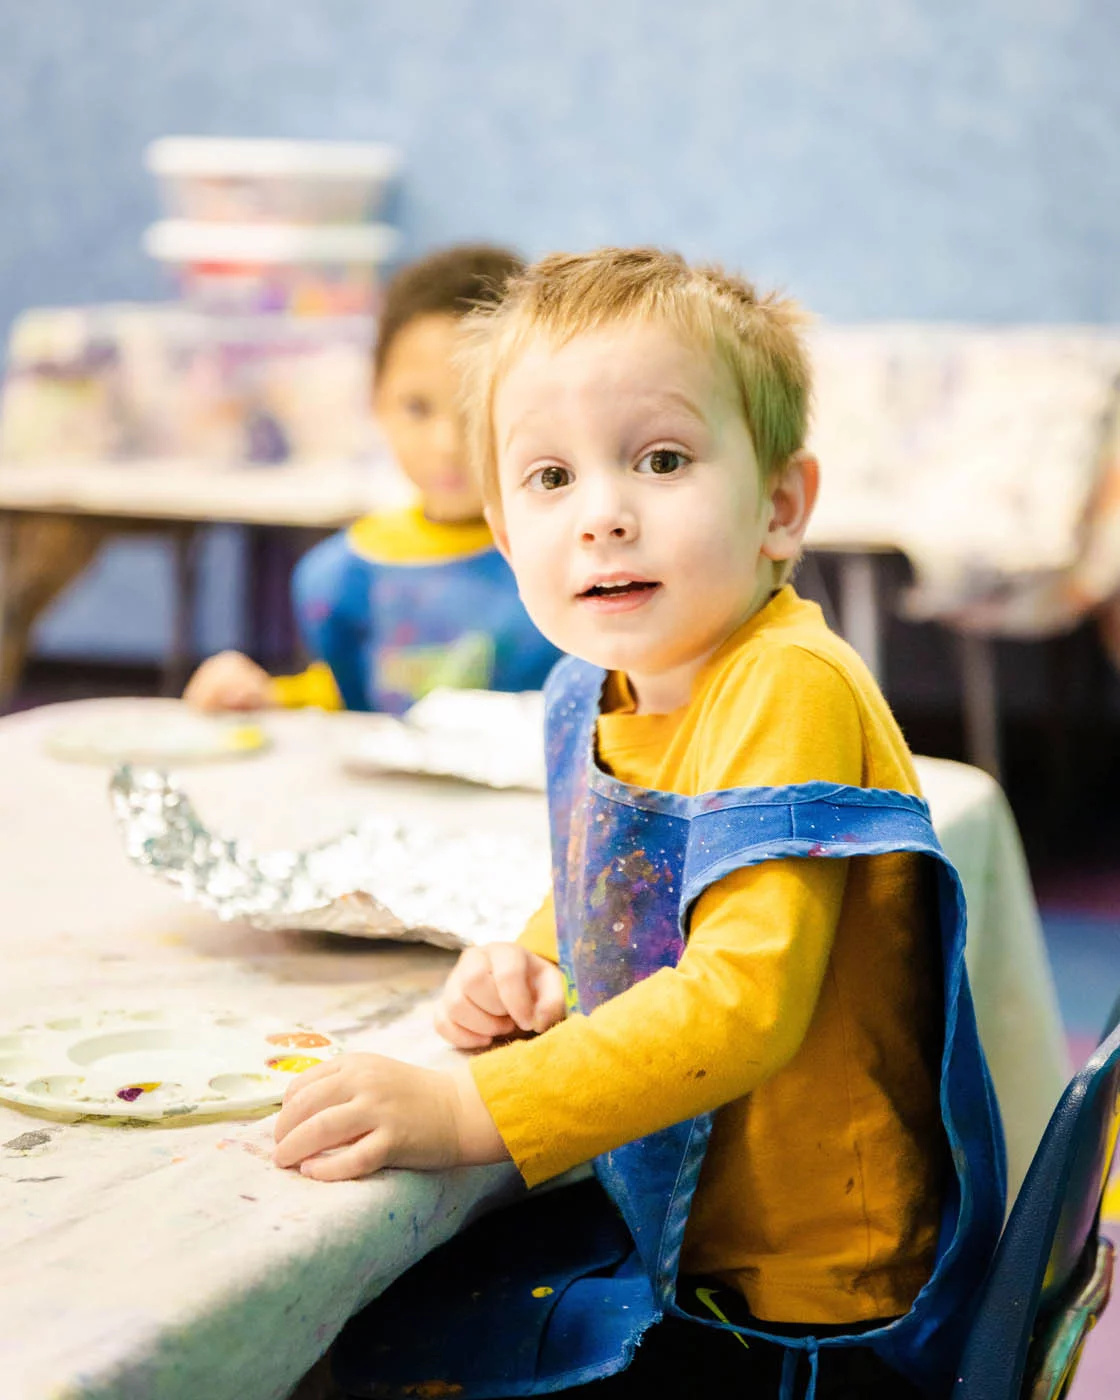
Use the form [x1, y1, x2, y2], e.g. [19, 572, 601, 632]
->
[0, 512, 15, 712]
[245, 525, 303, 669]
[165, 523, 199, 697]
[958, 633, 1002, 782]
[245, 524, 271, 664]
[837, 553, 883, 682]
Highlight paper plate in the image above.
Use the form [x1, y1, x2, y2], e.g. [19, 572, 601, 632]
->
[0, 1009, 340, 1119]
[342, 689, 546, 791]
[45, 706, 269, 766]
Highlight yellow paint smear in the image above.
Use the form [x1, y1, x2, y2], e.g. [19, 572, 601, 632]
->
[267, 1055, 321, 1073]
[227, 724, 266, 752]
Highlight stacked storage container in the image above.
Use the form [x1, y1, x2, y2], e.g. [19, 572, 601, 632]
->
[0, 138, 403, 467]
[141, 136, 403, 463]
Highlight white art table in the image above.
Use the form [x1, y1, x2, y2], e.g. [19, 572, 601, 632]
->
[0, 703, 1069, 1400]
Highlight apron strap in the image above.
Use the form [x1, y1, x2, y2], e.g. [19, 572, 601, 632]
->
[681, 785, 954, 916]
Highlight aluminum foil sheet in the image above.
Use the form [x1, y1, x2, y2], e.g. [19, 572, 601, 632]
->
[110, 766, 551, 950]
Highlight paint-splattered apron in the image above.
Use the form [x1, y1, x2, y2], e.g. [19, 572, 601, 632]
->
[334, 655, 1006, 1400]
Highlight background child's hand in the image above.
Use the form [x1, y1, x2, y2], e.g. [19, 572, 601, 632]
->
[183, 650, 274, 712]
[435, 945, 567, 1049]
[272, 1053, 507, 1181]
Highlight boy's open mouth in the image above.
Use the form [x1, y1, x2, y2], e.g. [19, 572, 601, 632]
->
[578, 580, 660, 599]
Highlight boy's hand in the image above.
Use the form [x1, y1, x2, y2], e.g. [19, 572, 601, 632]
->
[183, 650, 274, 713]
[272, 1054, 507, 1181]
[435, 945, 567, 1050]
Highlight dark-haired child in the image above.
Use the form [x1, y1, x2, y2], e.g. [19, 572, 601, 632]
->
[185, 244, 560, 714]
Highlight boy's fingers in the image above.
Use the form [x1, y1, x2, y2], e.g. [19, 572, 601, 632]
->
[444, 992, 517, 1040]
[227, 689, 261, 710]
[488, 947, 538, 1030]
[531, 963, 568, 1032]
[298, 1133, 389, 1181]
[433, 1005, 495, 1050]
[454, 962, 510, 1019]
[185, 684, 219, 712]
[222, 674, 266, 709]
[274, 1070, 350, 1140]
[281, 1058, 341, 1104]
[273, 1103, 364, 1168]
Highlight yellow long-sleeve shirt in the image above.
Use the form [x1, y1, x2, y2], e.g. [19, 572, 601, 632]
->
[470, 588, 946, 1325]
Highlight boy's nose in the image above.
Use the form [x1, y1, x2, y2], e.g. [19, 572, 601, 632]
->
[578, 493, 638, 545]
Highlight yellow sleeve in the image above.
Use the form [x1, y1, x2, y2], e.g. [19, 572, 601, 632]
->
[517, 892, 558, 962]
[268, 660, 343, 711]
[471, 647, 864, 1187]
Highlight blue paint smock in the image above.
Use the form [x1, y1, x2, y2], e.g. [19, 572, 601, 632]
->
[335, 654, 1006, 1400]
[290, 512, 562, 714]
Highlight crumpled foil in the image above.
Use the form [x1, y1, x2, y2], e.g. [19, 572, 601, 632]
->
[110, 766, 551, 950]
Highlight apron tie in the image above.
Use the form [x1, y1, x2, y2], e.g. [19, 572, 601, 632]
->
[805, 1341, 820, 1400]
[778, 1342, 819, 1400]
[779, 1347, 798, 1400]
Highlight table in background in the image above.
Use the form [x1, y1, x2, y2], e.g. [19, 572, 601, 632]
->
[0, 459, 384, 706]
[0, 702, 1069, 1400]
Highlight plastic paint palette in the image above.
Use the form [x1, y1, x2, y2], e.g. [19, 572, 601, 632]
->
[0, 1010, 339, 1120]
[45, 710, 269, 766]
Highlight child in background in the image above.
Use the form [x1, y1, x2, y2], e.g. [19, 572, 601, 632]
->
[271, 249, 1005, 1399]
[184, 244, 561, 715]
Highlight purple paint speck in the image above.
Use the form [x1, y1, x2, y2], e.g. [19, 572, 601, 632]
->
[116, 1086, 144, 1102]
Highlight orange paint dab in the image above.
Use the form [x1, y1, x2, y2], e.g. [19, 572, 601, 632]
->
[266, 1031, 331, 1049]
[267, 1055, 321, 1073]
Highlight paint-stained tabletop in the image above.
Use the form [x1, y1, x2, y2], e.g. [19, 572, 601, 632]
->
[0, 702, 539, 1400]
[0, 702, 1068, 1400]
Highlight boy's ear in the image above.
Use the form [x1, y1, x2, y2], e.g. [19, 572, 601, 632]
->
[761, 451, 819, 562]
[484, 504, 512, 563]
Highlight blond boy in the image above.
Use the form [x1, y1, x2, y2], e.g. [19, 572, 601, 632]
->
[273, 249, 1003, 1400]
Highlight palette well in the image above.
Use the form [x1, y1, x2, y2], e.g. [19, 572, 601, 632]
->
[0, 1009, 339, 1119]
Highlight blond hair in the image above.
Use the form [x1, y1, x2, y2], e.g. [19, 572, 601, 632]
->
[457, 246, 812, 510]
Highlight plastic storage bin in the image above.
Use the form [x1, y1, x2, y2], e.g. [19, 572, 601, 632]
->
[0, 304, 377, 464]
[143, 220, 400, 317]
[145, 136, 401, 225]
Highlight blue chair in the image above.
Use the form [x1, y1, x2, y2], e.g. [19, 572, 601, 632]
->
[953, 1010, 1120, 1398]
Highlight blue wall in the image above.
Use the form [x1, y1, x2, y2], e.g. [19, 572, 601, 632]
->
[2, 0, 1118, 659]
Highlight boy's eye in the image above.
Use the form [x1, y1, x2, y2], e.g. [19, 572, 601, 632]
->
[402, 396, 433, 420]
[529, 464, 572, 492]
[636, 449, 688, 476]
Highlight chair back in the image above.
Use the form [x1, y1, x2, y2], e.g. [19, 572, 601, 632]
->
[953, 1016, 1120, 1398]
